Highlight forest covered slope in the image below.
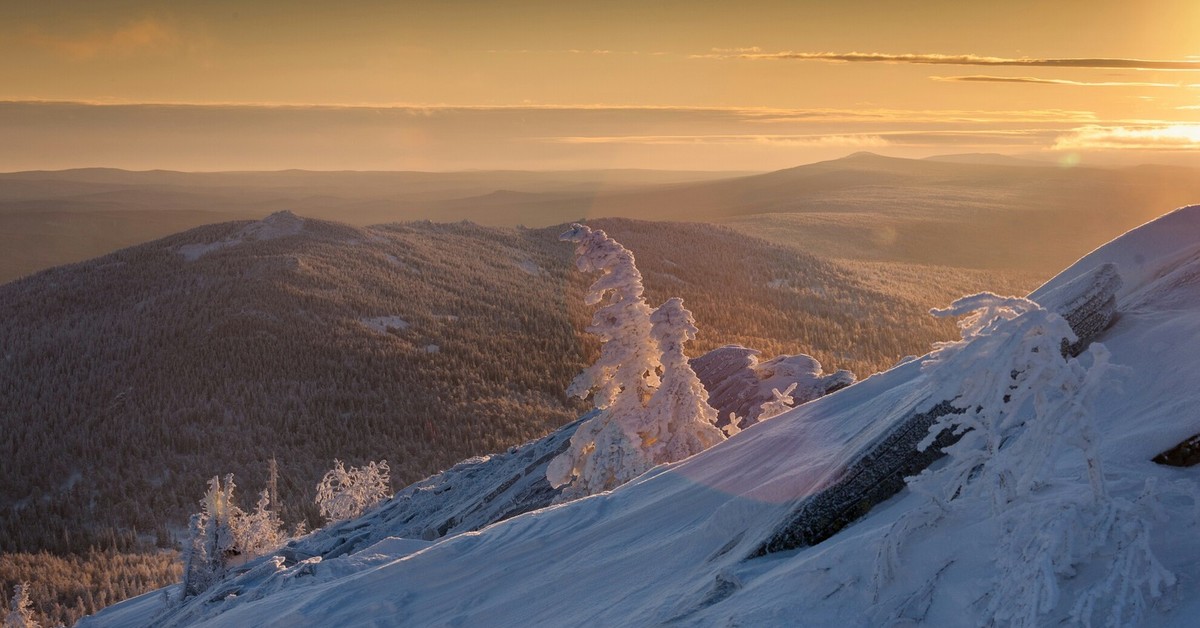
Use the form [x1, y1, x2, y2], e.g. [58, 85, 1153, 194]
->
[0, 213, 962, 560]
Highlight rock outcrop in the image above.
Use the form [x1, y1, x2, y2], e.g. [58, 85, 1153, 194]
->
[692, 346, 855, 429]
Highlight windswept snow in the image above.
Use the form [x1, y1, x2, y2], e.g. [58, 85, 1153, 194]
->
[516, 259, 542, 275]
[88, 205, 1200, 628]
[359, 316, 410, 334]
[177, 211, 305, 261]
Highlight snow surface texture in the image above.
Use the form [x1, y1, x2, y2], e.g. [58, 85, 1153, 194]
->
[691, 345, 855, 429]
[278, 417, 581, 564]
[86, 206, 1200, 627]
[752, 261, 1122, 555]
[176, 211, 306, 261]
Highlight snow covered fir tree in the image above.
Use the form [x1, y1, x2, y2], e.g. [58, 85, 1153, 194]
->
[547, 225, 727, 498]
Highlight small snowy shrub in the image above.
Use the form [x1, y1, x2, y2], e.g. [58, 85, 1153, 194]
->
[756, 383, 798, 422]
[315, 459, 391, 522]
[234, 489, 286, 559]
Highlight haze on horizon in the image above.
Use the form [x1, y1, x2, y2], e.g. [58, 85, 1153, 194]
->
[3, 0, 1200, 171]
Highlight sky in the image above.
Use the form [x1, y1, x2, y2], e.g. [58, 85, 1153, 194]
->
[3, 0, 1200, 171]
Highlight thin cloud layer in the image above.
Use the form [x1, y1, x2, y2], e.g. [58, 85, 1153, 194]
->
[544, 129, 1058, 147]
[931, 75, 1196, 88]
[22, 17, 181, 60]
[2, 100, 1197, 171]
[699, 50, 1200, 71]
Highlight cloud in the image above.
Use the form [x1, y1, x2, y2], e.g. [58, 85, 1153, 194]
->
[542, 129, 1055, 147]
[931, 75, 1197, 88]
[696, 50, 1200, 71]
[0, 99, 1098, 125]
[486, 48, 639, 55]
[1054, 124, 1200, 150]
[710, 47, 763, 54]
[544, 134, 890, 147]
[24, 17, 181, 60]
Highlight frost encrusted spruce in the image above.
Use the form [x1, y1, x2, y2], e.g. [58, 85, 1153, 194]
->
[547, 224, 662, 498]
[638, 298, 726, 462]
[872, 294, 1175, 627]
[548, 225, 725, 498]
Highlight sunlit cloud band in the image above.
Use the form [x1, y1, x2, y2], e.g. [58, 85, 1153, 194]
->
[931, 75, 1198, 88]
[698, 51, 1200, 71]
[1054, 125, 1200, 150]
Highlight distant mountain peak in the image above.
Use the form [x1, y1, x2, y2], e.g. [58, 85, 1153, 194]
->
[842, 151, 889, 160]
[251, 210, 305, 237]
[176, 211, 307, 261]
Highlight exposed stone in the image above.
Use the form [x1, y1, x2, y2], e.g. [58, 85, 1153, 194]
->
[1153, 433, 1200, 467]
[692, 345, 855, 429]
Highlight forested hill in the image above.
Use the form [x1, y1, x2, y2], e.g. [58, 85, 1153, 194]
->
[0, 212, 959, 557]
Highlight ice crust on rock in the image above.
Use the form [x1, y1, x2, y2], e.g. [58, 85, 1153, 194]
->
[691, 345, 855, 429]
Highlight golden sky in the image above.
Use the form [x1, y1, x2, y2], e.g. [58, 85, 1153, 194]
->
[3, 0, 1200, 170]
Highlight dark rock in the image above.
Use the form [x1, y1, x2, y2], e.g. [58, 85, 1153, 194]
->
[692, 345, 855, 429]
[1153, 433, 1200, 467]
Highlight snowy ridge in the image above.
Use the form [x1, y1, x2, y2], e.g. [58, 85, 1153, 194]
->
[176, 211, 306, 261]
[281, 416, 582, 563]
[750, 260, 1123, 555]
[86, 206, 1200, 627]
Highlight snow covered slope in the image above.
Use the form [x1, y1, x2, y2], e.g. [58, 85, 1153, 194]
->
[84, 206, 1200, 627]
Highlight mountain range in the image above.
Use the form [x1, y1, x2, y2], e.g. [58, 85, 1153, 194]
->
[5, 153, 1200, 283]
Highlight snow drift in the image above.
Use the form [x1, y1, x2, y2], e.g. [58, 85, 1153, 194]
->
[84, 205, 1200, 627]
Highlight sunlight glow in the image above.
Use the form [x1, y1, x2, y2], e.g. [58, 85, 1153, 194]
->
[1054, 124, 1200, 150]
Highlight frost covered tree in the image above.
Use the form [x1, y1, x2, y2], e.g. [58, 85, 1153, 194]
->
[315, 459, 391, 523]
[234, 489, 285, 559]
[180, 473, 287, 599]
[871, 293, 1175, 627]
[548, 224, 664, 497]
[549, 235, 728, 497]
[558, 223, 660, 411]
[181, 475, 241, 598]
[4, 583, 38, 628]
[638, 298, 725, 463]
